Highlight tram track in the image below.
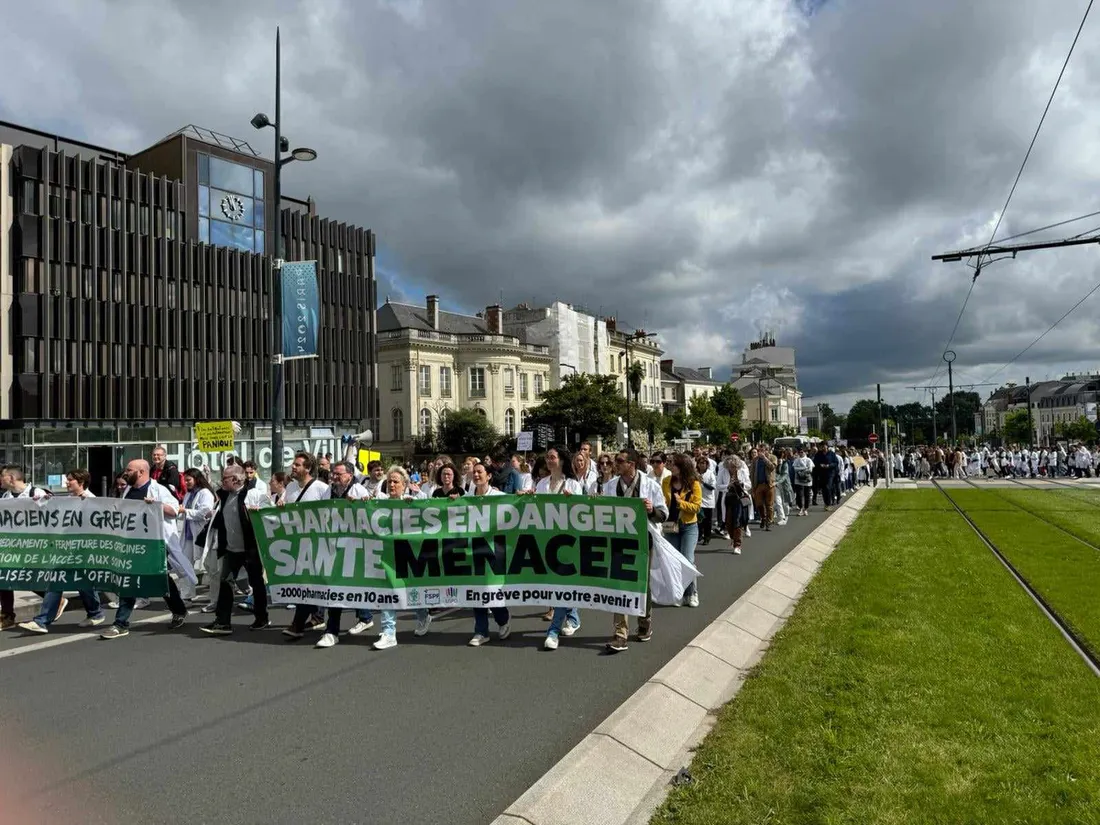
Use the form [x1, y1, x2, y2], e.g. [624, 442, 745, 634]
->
[958, 477, 1100, 554]
[931, 478, 1100, 678]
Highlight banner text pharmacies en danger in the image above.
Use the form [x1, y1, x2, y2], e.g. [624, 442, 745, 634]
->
[250, 495, 652, 617]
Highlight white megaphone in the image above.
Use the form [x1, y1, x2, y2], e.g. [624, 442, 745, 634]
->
[342, 428, 375, 470]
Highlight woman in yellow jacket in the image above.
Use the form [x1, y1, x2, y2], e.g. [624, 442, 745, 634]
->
[662, 453, 703, 607]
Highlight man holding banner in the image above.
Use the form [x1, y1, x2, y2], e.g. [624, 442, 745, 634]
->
[603, 448, 667, 654]
[101, 460, 188, 639]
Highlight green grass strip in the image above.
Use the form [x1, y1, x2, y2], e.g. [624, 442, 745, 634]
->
[945, 489, 1100, 662]
[992, 488, 1100, 549]
[654, 490, 1100, 825]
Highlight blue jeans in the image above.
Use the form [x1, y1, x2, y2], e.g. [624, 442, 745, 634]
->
[32, 590, 103, 628]
[474, 607, 509, 635]
[547, 606, 580, 638]
[668, 522, 699, 597]
[380, 608, 429, 636]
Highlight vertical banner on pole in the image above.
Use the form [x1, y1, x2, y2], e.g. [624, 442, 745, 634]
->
[281, 260, 320, 360]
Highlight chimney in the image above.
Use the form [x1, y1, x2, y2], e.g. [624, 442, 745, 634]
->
[486, 304, 503, 335]
[661, 359, 674, 373]
[697, 366, 713, 379]
[426, 295, 440, 330]
[604, 316, 617, 333]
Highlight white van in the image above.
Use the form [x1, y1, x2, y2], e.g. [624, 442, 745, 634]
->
[774, 435, 812, 451]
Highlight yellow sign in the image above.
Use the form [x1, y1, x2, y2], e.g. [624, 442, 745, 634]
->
[196, 421, 236, 452]
[357, 449, 382, 472]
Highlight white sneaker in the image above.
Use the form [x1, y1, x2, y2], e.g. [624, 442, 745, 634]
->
[78, 615, 106, 628]
[468, 633, 490, 647]
[414, 614, 432, 637]
[134, 598, 151, 610]
[498, 623, 511, 640]
[18, 621, 47, 634]
[201, 603, 217, 614]
[733, 546, 742, 555]
[778, 519, 788, 526]
[315, 632, 338, 649]
[560, 620, 578, 637]
[744, 527, 752, 537]
[348, 620, 374, 636]
[373, 633, 397, 650]
[543, 634, 559, 651]
[688, 593, 699, 608]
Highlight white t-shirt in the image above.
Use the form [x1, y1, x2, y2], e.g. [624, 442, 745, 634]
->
[5, 484, 51, 501]
[284, 478, 330, 502]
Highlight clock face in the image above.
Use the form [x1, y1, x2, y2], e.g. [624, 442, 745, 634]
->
[220, 194, 246, 222]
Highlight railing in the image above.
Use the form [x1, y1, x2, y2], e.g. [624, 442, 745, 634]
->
[470, 388, 487, 398]
[378, 329, 549, 354]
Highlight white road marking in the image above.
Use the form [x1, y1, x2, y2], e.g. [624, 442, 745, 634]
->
[0, 613, 173, 659]
[0, 607, 466, 660]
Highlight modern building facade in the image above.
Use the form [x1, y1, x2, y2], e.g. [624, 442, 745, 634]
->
[376, 297, 552, 455]
[1, 120, 377, 494]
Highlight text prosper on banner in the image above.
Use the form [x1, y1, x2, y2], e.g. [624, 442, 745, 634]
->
[0, 498, 168, 596]
[250, 495, 651, 616]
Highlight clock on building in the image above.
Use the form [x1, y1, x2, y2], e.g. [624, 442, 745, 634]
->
[220, 194, 246, 222]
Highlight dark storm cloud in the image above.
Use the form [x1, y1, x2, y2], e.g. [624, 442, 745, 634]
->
[5, 0, 1100, 413]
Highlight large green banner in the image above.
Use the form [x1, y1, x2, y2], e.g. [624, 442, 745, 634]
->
[251, 495, 651, 616]
[0, 498, 168, 597]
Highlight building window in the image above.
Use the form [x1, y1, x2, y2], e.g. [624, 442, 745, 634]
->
[770, 407, 779, 422]
[391, 364, 403, 390]
[470, 367, 486, 398]
[418, 365, 432, 396]
[419, 408, 432, 435]
[643, 386, 649, 404]
[476, 408, 487, 417]
[392, 409, 404, 441]
[534, 374, 544, 397]
[503, 368, 514, 395]
[520, 372, 529, 400]
[505, 408, 515, 437]
[440, 366, 452, 397]
[196, 154, 265, 254]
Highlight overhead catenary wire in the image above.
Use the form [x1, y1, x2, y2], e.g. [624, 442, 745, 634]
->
[981, 274, 1100, 384]
[926, 0, 1093, 388]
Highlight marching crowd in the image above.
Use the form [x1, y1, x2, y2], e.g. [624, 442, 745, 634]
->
[899, 443, 1100, 479]
[0, 438, 851, 655]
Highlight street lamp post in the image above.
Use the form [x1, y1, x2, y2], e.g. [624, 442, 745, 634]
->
[1026, 375, 1034, 450]
[252, 27, 317, 473]
[559, 363, 577, 445]
[943, 350, 957, 444]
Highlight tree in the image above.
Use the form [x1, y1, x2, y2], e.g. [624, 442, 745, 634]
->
[1002, 409, 1032, 446]
[626, 361, 645, 403]
[527, 373, 623, 442]
[662, 409, 689, 442]
[711, 383, 746, 424]
[815, 402, 844, 436]
[688, 394, 733, 444]
[843, 399, 894, 441]
[934, 391, 982, 437]
[1060, 416, 1098, 443]
[436, 408, 499, 455]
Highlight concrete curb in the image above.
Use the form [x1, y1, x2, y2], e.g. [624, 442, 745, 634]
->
[491, 487, 876, 825]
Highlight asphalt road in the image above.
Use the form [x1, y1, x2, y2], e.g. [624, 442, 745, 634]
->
[0, 506, 831, 825]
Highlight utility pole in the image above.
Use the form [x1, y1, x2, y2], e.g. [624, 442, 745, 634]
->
[908, 382, 996, 445]
[1026, 375, 1034, 450]
[943, 350, 957, 444]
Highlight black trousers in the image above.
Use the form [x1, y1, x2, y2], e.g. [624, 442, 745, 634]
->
[795, 485, 811, 510]
[699, 507, 713, 543]
[215, 552, 268, 625]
